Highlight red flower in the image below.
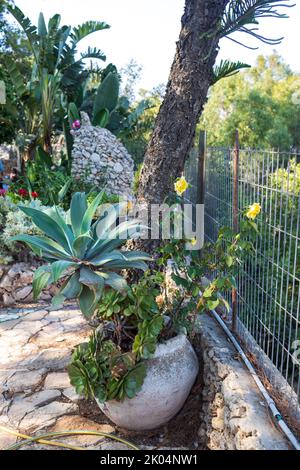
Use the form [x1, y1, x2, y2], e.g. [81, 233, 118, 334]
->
[0, 189, 7, 197]
[18, 188, 28, 197]
[31, 191, 39, 199]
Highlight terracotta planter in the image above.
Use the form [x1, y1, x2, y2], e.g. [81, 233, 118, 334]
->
[96, 334, 199, 431]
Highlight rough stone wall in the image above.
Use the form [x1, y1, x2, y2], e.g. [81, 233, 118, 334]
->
[71, 112, 134, 198]
[0, 263, 57, 306]
[197, 313, 290, 450]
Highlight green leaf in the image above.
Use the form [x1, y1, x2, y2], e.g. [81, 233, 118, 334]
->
[79, 285, 98, 318]
[6, 4, 39, 60]
[212, 60, 250, 85]
[73, 234, 92, 258]
[99, 272, 127, 292]
[51, 260, 77, 283]
[58, 178, 72, 202]
[171, 274, 190, 289]
[17, 206, 73, 254]
[207, 299, 220, 310]
[102, 260, 149, 271]
[51, 293, 66, 309]
[89, 251, 126, 266]
[79, 46, 106, 62]
[81, 190, 105, 234]
[225, 254, 233, 267]
[222, 298, 230, 313]
[93, 108, 110, 127]
[203, 286, 214, 298]
[37, 12, 47, 37]
[122, 251, 152, 262]
[79, 266, 104, 292]
[35, 146, 52, 167]
[71, 20, 110, 44]
[10, 234, 70, 260]
[61, 272, 82, 299]
[70, 193, 88, 238]
[68, 102, 80, 125]
[92, 72, 120, 124]
[32, 266, 51, 301]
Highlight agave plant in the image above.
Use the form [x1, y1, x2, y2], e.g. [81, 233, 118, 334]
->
[11, 192, 151, 318]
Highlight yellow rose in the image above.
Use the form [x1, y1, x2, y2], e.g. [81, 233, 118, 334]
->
[174, 176, 189, 196]
[246, 203, 261, 220]
[190, 237, 197, 246]
[127, 201, 133, 211]
[155, 295, 164, 308]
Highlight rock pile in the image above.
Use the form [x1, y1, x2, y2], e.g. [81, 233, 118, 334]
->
[0, 263, 57, 306]
[71, 112, 134, 198]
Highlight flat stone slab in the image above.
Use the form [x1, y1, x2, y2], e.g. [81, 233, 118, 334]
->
[50, 415, 115, 447]
[0, 304, 93, 450]
[44, 372, 71, 389]
[5, 369, 46, 393]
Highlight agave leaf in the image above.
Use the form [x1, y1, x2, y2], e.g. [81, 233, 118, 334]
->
[58, 178, 72, 203]
[101, 260, 149, 271]
[32, 265, 51, 300]
[79, 266, 104, 292]
[51, 260, 78, 283]
[93, 202, 126, 236]
[122, 251, 152, 262]
[61, 272, 82, 299]
[79, 285, 99, 318]
[80, 190, 105, 234]
[70, 193, 87, 237]
[98, 271, 127, 292]
[86, 237, 126, 260]
[87, 219, 142, 259]
[73, 234, 93, 258]
[88, 250, 126, 266]
[46, 207, 75, 248]
[51, 293, 66, 309]
[17, 206, 73, 254]
[10, 234, 70, 259]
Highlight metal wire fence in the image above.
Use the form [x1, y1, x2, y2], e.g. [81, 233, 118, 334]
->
[204, 144, 300, 406]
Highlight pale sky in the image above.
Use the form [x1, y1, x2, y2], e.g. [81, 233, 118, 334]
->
[13, 0, 300, 91]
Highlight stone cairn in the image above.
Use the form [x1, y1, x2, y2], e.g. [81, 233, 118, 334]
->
[71, 112, 134, 198]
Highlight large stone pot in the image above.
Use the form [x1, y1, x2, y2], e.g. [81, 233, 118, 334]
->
[96, 334, 199, 431]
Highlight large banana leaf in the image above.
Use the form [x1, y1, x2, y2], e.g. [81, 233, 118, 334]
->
[71, 21, 110, 44]
[6, 4, 39, 60]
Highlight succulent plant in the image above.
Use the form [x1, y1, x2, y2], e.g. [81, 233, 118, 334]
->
[11, 191, 151, 318]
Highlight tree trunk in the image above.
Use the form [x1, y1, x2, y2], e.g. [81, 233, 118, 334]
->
[138, 0, 229, 204]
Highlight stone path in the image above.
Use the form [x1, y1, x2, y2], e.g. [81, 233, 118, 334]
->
[0, 303, 131, 450]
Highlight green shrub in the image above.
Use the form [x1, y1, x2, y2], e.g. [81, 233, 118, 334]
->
[0, 197, 47, 261]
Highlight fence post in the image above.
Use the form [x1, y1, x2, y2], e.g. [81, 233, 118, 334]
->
[197, 130, 207, 205]
[232, 129, 239, 332]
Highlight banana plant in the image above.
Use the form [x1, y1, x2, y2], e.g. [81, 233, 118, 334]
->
[68, 69, 153, 137]
[92, 71, 120, 127]
[5, 3, 109, 156]
[10, 192, 151, 318]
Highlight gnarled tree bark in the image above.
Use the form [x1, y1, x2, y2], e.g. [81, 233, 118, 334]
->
[137, 0, 229, 204]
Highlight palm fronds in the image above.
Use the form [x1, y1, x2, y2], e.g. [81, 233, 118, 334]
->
[212, 59, 251, 84]
[220, 0, 294, 49]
